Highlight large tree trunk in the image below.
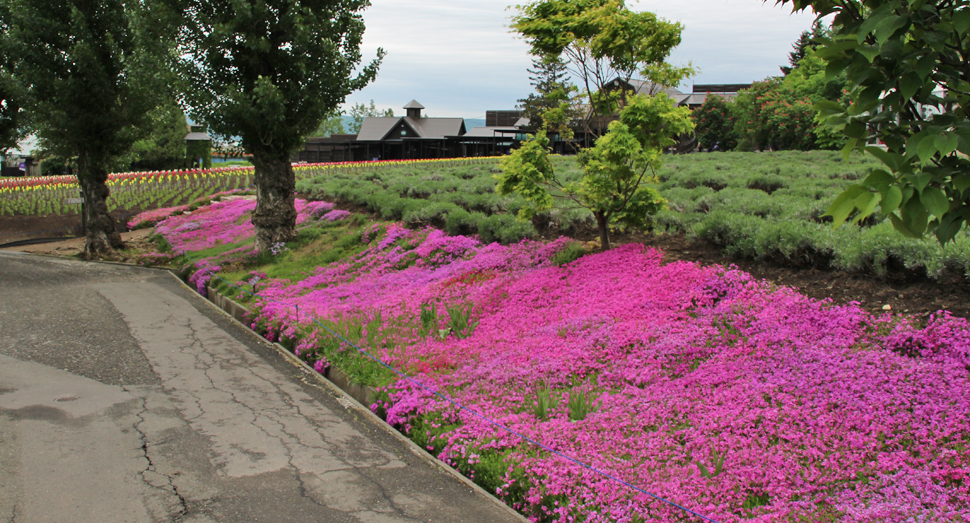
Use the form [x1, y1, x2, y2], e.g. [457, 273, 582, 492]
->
[595, 211, 611, 251]
[77, 164, 124, 257]
[251, 153, 297, 252]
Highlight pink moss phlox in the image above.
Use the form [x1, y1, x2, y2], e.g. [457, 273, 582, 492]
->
[155, 198, 970, 522]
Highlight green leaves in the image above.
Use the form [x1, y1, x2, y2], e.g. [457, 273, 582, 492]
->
[777, 0, 970, 245]
[496, 93, 691, 249]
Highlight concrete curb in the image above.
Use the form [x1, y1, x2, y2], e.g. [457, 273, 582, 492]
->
[195, 280, 529, 523]
[205, 284, 379, 407]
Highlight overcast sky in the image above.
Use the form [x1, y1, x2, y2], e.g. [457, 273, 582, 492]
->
[342, 0, 820, 119]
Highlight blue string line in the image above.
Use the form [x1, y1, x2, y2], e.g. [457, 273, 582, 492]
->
[179, 247, 722, 523]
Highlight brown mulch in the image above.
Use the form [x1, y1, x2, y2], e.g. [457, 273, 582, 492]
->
[4, 205, 966, 321]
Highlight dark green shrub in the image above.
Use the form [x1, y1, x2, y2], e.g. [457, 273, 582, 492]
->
[445, 208, 480, 236]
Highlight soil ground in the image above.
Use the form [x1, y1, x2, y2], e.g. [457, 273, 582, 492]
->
[3, 206, 966, 321]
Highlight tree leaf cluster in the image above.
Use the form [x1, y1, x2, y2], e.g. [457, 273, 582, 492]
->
[511, 0, 690, 134]
[176, 0, 383, 161]
[498, 93, 693, 249]
[777, 0, 970, 244]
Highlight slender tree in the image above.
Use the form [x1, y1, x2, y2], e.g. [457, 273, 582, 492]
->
[4, 0, 168, 255]
[176, 0, 383, 251]
[347, 100, 393, 134]
[511, 0, 691, 138]
[518, 56, 576, 129]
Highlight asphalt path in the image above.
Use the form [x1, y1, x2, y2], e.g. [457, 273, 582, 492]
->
[0, 252, 526, 523]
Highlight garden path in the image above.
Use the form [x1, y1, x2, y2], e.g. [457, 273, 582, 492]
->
[0, 252, 525, 523]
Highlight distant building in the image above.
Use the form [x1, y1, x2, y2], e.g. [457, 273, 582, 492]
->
[1, 135, 40, 177]
[291, 83, 754, 163]
[355, 100, 466, 160]
[292, 102, 535, 162]
[584, 79, 751, 138]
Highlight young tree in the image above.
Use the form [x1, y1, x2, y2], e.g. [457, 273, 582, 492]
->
[518, 56, 577, 128]
[4, 0, 167, 255]
[347, 99, 393, 134]
[777, 0, 970, 244]
[177, 0, 383, 251]
[497, 93, 693, 250]
[511, 0, 691, 138]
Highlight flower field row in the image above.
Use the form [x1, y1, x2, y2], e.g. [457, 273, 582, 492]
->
[0, 156, 499, 218]
[153, 197, 970, 523]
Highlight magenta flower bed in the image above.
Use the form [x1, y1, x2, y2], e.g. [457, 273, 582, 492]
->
[156, 205, 970, 522]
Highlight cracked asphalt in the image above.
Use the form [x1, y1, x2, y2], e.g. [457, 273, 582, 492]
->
[0, 252, 526, 523]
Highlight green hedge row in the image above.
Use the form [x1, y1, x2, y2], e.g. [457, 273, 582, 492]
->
[298, 151, 970, 281]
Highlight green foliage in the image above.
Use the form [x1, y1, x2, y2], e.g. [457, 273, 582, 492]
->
[444, 303, 479, 340]
[177, 1, 384, 160]
[777, 0, 970, 244]
[0, 3, 26, 154]
[347, 99, 393, 134]
[652, 150, 970, 280]
[315, 109, 346, 137]
[498, 93, 692, 249]
[551, 241, 586, 266]
[566, 388, 599, 421]
[418, 302, 439, 338]
[5, 0, 168, 177]
[518, 56, 580, 140]
[533, 386, 554, 421]
[511, 0, 691, 135]
[129, 99, 189, 171]
[692, 95, 737, 151]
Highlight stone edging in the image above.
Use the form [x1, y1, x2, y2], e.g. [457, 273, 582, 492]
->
[205, 284, 379, 407]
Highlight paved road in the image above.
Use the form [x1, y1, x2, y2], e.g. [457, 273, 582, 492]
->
[0, 252, 525, 523]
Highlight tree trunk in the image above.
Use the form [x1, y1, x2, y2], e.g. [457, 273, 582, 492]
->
[251, 152, 297, 252]
[77, 164, 123, 257]
[595, 211, 611, 251]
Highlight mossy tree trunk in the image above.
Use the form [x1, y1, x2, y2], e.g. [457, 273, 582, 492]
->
[251, 152, 297, 252]
[77, 157, 123, 257]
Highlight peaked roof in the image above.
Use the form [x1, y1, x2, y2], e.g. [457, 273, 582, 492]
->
[355, 116, 465, 141]
[403, 100, 425, 109]
[356, 117, 402, 141]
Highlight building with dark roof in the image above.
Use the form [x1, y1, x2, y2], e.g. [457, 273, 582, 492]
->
[292, 102, 536, 162]
[353, 101, 466, 160]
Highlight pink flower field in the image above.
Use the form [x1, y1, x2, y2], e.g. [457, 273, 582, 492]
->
[155, 199, 970, 523]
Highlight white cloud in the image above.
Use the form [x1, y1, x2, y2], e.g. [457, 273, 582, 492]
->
[344, 0, 819, 117]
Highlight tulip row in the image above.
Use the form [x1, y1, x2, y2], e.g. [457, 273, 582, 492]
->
[0, 157, 501, 219]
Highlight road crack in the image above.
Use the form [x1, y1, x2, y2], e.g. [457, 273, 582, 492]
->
[123, 388, 190, 520]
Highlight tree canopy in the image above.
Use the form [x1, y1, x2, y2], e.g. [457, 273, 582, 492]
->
[176, 0, 383, 250]
[498, 93, 693, 250]
[511, 0, 691, 134]
[4, 0, 173, 254]
[777, 0, 970, 244]
[0, 2, 26, 155]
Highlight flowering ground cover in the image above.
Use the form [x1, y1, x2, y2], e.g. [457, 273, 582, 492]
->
[152, 197, 970, 523]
